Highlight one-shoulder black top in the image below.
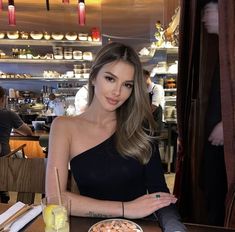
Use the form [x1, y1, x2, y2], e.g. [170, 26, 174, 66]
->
[70, 134, 169, 201]
[70, 134, 187, 231]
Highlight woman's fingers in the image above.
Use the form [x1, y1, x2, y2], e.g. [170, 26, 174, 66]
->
[124, 192, 177, 219]
[150, 192, 177, 202]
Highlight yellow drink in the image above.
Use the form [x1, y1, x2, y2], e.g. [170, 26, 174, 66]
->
[43, 204, 69, 232]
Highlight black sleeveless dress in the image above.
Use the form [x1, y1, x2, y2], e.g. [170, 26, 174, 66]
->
[70, 134, 169, 201]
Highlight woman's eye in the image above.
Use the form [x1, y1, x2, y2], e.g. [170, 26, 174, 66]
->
[105, 76, 115, 82]
[125, 83, 133, 89]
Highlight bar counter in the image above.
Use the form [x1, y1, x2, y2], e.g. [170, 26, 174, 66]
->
[1, 204, 235, 232]
[9, 130, 49, 158]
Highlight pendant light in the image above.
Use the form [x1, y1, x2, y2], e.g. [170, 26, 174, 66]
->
[46, 0, 50, 11]
[0, 0, 3, 11]
[8, 0, 16, 26]
[62, 0, 70, 3]
[78, 0, 85, 26]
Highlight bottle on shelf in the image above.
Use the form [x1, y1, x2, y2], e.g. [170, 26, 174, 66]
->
[12, 48, 19, 58]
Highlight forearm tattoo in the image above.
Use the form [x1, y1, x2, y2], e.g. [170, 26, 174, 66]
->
[86, 211, 113, 218]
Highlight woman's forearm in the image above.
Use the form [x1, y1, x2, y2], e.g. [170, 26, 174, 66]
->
[64, 191, 123, 218]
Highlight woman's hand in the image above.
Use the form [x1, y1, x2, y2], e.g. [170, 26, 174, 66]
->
[123, 192, 177, 219]
[208, 121, 224, 146]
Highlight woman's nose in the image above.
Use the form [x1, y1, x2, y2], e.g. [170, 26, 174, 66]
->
[112, 84, 121, 96]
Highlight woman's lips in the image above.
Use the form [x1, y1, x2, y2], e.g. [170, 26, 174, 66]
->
[106, 97, 119, 105]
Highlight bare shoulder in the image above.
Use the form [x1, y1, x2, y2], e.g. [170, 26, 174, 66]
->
[50, 116, 83, 135]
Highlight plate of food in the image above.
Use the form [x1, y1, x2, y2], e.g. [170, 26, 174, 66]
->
[88, 218, 143, 232]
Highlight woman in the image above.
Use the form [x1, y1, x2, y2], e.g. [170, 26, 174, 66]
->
[46, 42, 186, 231]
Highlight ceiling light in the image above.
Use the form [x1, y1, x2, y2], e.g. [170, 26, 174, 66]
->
[46, 0, 50, 11]
[78, 0, 85, 26]
[8, 0, 16, 26]
[0, 0, 3, 11]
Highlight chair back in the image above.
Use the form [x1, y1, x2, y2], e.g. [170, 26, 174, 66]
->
[5, 144, 26, 158]
[0, 157, 47, 204]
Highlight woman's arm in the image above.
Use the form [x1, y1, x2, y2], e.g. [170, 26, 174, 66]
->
[156, 205, 187, 232]
[208, 121, 223, 146]
[145, 142, 187, 231]
[46, 117, 123, 217]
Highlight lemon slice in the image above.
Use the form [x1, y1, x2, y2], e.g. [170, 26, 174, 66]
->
[43, 204, 68, 231]
[43, 204, 58, 228]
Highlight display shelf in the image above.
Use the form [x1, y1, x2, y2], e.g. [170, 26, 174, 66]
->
[0, 39, 102, 47]
[154, 47, 178, 54]
[0, 58, 91, 64]
[155, 73, 177, 76]
[0, 37, 100, 95]
[165, 96, 176, 102]
[164, 88, 177, 92]
[57, 87, 80, 90]
[0, 77, 88, 82]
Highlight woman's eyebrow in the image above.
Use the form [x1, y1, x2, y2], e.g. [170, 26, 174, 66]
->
[105, 72, 134, 82]
[125, 80, 134, 83]
[105, 71, 117, 77]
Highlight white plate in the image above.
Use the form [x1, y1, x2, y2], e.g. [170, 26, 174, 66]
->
[88, 218, 143, 232]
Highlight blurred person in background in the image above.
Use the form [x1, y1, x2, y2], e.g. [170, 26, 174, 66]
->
[0, 86, 32, 203]
[174, 0, 235, 227]
[200, 1, 227, 226]
[48, 93, 65, 116]
[74, 84, 88, 115]
[144, 69, 165, 135]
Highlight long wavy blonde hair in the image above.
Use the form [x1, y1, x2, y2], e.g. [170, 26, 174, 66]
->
[88, 42, 157, 164]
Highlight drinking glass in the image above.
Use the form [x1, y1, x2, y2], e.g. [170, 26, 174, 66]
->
[41, 195, 70, 232]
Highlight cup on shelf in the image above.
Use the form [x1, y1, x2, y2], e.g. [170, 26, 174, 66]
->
[53, 46, 63, 60]
[66, 71, 74, 78]
[64, 48, 73, 60]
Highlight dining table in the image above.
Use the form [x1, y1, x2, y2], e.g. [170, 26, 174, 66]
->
[0, 203, 235, 232]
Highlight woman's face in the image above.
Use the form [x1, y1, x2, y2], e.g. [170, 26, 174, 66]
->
[202, 2, 219, 34]
[92, 60, 135, 112]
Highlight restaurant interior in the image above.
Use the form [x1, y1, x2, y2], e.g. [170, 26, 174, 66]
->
[1, 0, 235, 231]
[0, 0, 180, 173]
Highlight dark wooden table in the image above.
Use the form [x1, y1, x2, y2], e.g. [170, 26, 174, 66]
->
[1, 204, 235, 232]
[9, 130, 49, 158]
[10, 130, 49, 141]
